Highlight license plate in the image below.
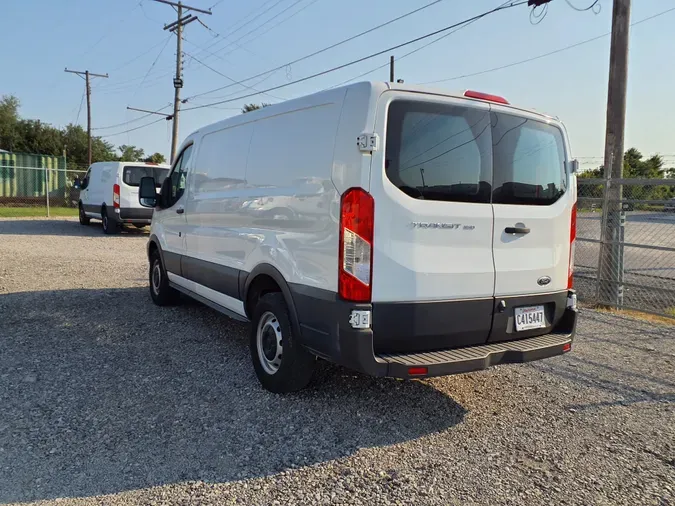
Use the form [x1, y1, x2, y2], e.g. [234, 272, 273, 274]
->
[514, 305, 546, 331]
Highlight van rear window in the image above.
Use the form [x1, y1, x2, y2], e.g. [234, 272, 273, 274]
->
[122, 166, 170, 187]
[491, 113, 566, 206]
[385, 100, 567, 206]
[385, 101, 492, 203]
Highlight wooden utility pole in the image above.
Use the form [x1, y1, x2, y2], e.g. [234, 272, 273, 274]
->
[65, 69, 108, 166]
[389, 55, 395, 83]
[154, 0, 212, 162]
[598, 0, 631, 307]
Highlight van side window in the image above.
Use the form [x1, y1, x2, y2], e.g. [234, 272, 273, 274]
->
[385, 100, 492, 203]
[491, 113, 566, 206]
[165, 145, 193, 207]
[81, 168, 91, 190]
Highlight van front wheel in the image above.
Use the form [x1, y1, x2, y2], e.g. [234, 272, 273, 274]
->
[250, 292, 315, 393]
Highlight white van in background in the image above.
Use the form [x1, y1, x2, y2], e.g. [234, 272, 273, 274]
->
[77, 161, 170, 233]
[138, 81, 579, 393]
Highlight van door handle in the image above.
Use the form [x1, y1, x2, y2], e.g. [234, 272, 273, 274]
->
[505, 226, 530, 234]
[176, 207, 184, 214]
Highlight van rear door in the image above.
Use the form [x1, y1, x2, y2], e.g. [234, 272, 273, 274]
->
[369, 93, 495, 352]
[488, 108, 575, 343]
[119, 164, 170, 209]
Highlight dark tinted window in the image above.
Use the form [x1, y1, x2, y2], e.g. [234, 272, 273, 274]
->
[123, 166, 170, 187]
[491, 113, 566, 205]
[385, 100, 492, 203]
[165, 144, 193, 207]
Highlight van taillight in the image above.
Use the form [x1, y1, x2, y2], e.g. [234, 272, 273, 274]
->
[338, 188, 374, 302]
[113, 184, 120, 209]
[568, 203, 577, 289]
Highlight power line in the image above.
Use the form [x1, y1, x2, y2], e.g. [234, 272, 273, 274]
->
[92, 104, 173, 130]
[99, 117, 168, 138]
[186, 0, 447, 101]
[328, 0, 508, 88]
[206, 0, 322, 60]
[184, 51, 286, 100]
[182, 0, 528, 111]
[564, 0, 601, 12]
[421, 5, 675, 85]
[192, 0, 288, 57]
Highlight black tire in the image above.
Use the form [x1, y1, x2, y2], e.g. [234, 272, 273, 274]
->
[149, 249, 180, 306]
[250, 292, 315, 393]
[101, 207, 119, 235]
[78, 204, 90, 225]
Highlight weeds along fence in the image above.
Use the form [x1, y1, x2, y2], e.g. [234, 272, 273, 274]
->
[0, 165, 89, 214]
[575, 176, 675, 318]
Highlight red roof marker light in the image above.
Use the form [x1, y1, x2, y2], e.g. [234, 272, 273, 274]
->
[463, 90, 509, 105]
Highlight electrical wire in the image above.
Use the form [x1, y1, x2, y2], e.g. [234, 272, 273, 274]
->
[564, 0, 601, 13]
[184, 51, 286, 100]
[420, 5, 675, 85]
[99, 117, 167, 138]
[215, 0, 323, 59]
[182, 0, 528, 111]
[108, 35, 173, 73]
[197, 0, 315, 61]
[74, 90, 86, 125]
[92, 104, 173, 131]
[327, 0, 512, 89]
[186, 0, 447, 101]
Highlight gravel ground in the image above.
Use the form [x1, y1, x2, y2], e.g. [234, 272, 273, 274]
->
[1, 217, 673, 506]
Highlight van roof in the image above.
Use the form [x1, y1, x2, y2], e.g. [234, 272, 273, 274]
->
[188, 81, 558, 140]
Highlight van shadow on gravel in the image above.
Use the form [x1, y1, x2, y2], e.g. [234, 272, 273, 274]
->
[0, 219, 149, 237]
[0, 287, 466, 503]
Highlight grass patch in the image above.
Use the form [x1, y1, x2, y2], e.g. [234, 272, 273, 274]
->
[0, 207, 79, 218]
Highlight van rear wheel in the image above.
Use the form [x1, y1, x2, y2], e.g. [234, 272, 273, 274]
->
[101, 207, 119, 235]
[250, 292, 315, 393]
[78, 204, 90, 225]
[149, 249, 180, 306]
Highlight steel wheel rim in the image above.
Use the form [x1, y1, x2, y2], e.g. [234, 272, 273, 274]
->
[151, 262, 161, 295]
[80, 207, 85, 221]
[256, 311, 283, 375]
[102, 214, 108, 230]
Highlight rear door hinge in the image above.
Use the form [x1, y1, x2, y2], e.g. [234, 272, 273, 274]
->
[357, 133, 379, 152]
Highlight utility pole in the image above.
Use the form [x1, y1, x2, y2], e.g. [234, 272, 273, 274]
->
[598, 0, 631, 308]
[389, 55, 395, 83]
[65, 69, 108, 166]
[154, 0, 212, 162]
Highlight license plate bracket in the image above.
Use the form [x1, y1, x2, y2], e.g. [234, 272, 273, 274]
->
[514, 305, 546, 331]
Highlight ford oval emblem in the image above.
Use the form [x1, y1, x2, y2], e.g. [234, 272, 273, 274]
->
[537, 276, 552, 286]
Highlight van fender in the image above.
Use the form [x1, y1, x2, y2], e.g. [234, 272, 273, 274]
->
[240, 264, 302, 337]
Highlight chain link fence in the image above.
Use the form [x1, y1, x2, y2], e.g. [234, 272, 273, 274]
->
[0, 166, 88, 216]
[575, 176, 675, 318]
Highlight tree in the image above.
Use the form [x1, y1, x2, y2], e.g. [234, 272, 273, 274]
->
[0, 95, 20, 151]
[144, 152, 167, 164]
[62, 124, 117, 167]
[241, 103, 271, 114]
[118, 144, 145, 162]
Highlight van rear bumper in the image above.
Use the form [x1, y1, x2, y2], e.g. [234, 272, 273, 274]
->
[291, 285, 577, 379]
[113, 207, 154, 224]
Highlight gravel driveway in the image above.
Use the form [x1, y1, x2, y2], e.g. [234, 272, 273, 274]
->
[1, 218, 673, 506]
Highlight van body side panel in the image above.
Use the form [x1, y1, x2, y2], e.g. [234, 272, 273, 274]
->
[330, 82, 386, 194]
[185, 123, 254, 272]
[242, 93, 346, 292]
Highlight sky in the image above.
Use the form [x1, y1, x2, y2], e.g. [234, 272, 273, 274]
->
[2, 0, 675, 169]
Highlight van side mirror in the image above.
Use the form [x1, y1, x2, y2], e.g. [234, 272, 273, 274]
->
[73, 178, 81, 190]
[139, 176, 158, 208]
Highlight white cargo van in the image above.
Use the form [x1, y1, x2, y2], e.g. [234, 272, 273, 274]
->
[77, 161, 170, 233]
[138, 82, 578, 393]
